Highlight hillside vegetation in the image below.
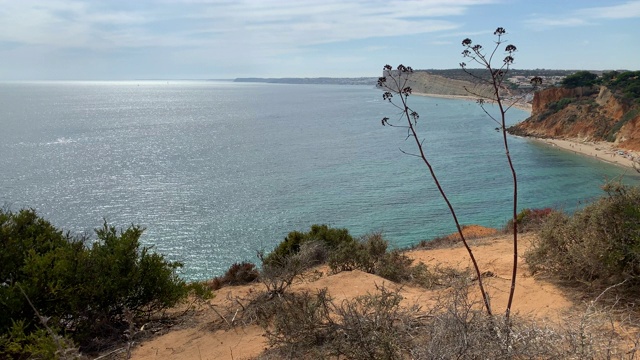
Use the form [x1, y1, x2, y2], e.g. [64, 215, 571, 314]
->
[0, 209, 206, 358]
[4, 184, 640, 359]
[131, 183, 640, 360]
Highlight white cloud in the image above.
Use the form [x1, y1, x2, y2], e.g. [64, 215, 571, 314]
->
[578, 0, 640, 19]
[0, 0, 496, 51]
[0, 0, 503, 78]
[524, 0, 640, 29]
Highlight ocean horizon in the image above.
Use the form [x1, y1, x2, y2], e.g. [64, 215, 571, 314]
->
[1, 80, 638, 280]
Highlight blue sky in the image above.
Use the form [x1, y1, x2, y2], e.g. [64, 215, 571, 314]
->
[1, 0, 639, 80]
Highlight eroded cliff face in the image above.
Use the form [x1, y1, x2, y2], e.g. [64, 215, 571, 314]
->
[510, 86, 640, 150]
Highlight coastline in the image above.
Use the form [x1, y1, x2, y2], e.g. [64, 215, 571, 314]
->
[525, 137, 639, 170]
[412, 92, 639, 170]
[413, 92, 533, 113]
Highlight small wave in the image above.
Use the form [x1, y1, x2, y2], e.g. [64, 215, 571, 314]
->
[46, 137, 76, 145]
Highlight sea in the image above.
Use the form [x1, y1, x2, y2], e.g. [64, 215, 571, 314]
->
[1, 80, 638, 280]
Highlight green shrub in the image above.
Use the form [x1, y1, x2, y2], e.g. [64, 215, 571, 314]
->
[328, 240, 364, 272]
[362, 233, 388, 265]
[607, 108, 640, 141]
[0, 320, 79, 360]
[374, 251, 414, 283]
[0, 209, 190, 353]
[561, 71, 598, 88]
[504, 207, 555, 233]
[259, 241, 328, 296]
[328, 232, 387, 273]
[264, 224, 354, 266]
[546, 97, 573, 113]
[599, 70, 640, 102]
[525, 183, 640, 295]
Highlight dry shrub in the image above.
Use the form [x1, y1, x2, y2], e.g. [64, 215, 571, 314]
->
[526, 183, 640, 298]
[209, 261, 259, 290]
[332, 285, 421, 360]
[411, 283, 563, 359]
[504, 207, 555, 233]
[417, 224, 498, 250]
[255, 284, 421, 360]
[259, 241, 326, 296]
[258, 289, 336, 352]
[252, 280, 639, 360]
[373, 250, 414, 283]
[411, 277, 639, 359]
[328, 232, 387, 273]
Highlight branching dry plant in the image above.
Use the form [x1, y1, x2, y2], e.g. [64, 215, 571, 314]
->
[252, 278, 638, 359]
[459, 27, 542, 319]
[377, 27, 541, 318]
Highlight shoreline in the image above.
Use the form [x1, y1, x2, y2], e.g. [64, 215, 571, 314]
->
[413, 92, 533, 113]
[525, 137, 639, 170]
[411, 92, 640, 171]
[412, 92, 639, 171]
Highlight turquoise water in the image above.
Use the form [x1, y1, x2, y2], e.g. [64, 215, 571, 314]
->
[1, 81, 637, 280]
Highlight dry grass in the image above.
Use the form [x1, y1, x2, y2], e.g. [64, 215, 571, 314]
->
[130, 232, 640, 360]
[416, 224, 499, 250]
[251, 279, 640, 359]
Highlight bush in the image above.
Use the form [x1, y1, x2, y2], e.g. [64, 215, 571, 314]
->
[546, 97, 573, 113]
[263, 224, 354, 266]
[258, 285, 420, 360]
[259, 289, 336, 351]
[210, 261, 259, 290]
[504, 207, 555, 233]
[327, 233, 386, 273]
[525, 183, 640, 295]
[265, 228, 440, 289]
[326, 232, 451, 287]
[256, 282, 633, 360]
[259, 241, 327, 296]
[0, 320, 79, 360]
[561, 70, 598, 88]
[0, 209, 190, 353]
[373, 251, 414, 283]
[599, 70, 640, 102]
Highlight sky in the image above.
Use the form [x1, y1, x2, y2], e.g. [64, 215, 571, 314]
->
[0, 0, 639, 80]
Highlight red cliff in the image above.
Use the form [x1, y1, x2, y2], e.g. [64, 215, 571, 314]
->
[510, 86, 640, 150]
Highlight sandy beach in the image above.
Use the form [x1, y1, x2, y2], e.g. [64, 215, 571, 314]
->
[527, 137, 640, 170]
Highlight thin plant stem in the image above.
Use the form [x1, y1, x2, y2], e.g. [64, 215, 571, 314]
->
[380, 68, 493, 316]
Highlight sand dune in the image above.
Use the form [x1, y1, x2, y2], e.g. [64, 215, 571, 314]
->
[131, 233, 586, 360]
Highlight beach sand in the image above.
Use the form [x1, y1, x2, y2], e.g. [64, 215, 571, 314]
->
[527, 137, 640, 170]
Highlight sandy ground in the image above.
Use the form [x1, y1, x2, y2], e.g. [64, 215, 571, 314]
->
[526, 137, 640, 170]
[130, 232, 581, 360]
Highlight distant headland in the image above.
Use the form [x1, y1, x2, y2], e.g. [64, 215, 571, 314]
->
[233, 77, 377, 85]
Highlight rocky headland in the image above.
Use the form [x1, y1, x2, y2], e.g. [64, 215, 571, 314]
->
[509, 81, 640, 151]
